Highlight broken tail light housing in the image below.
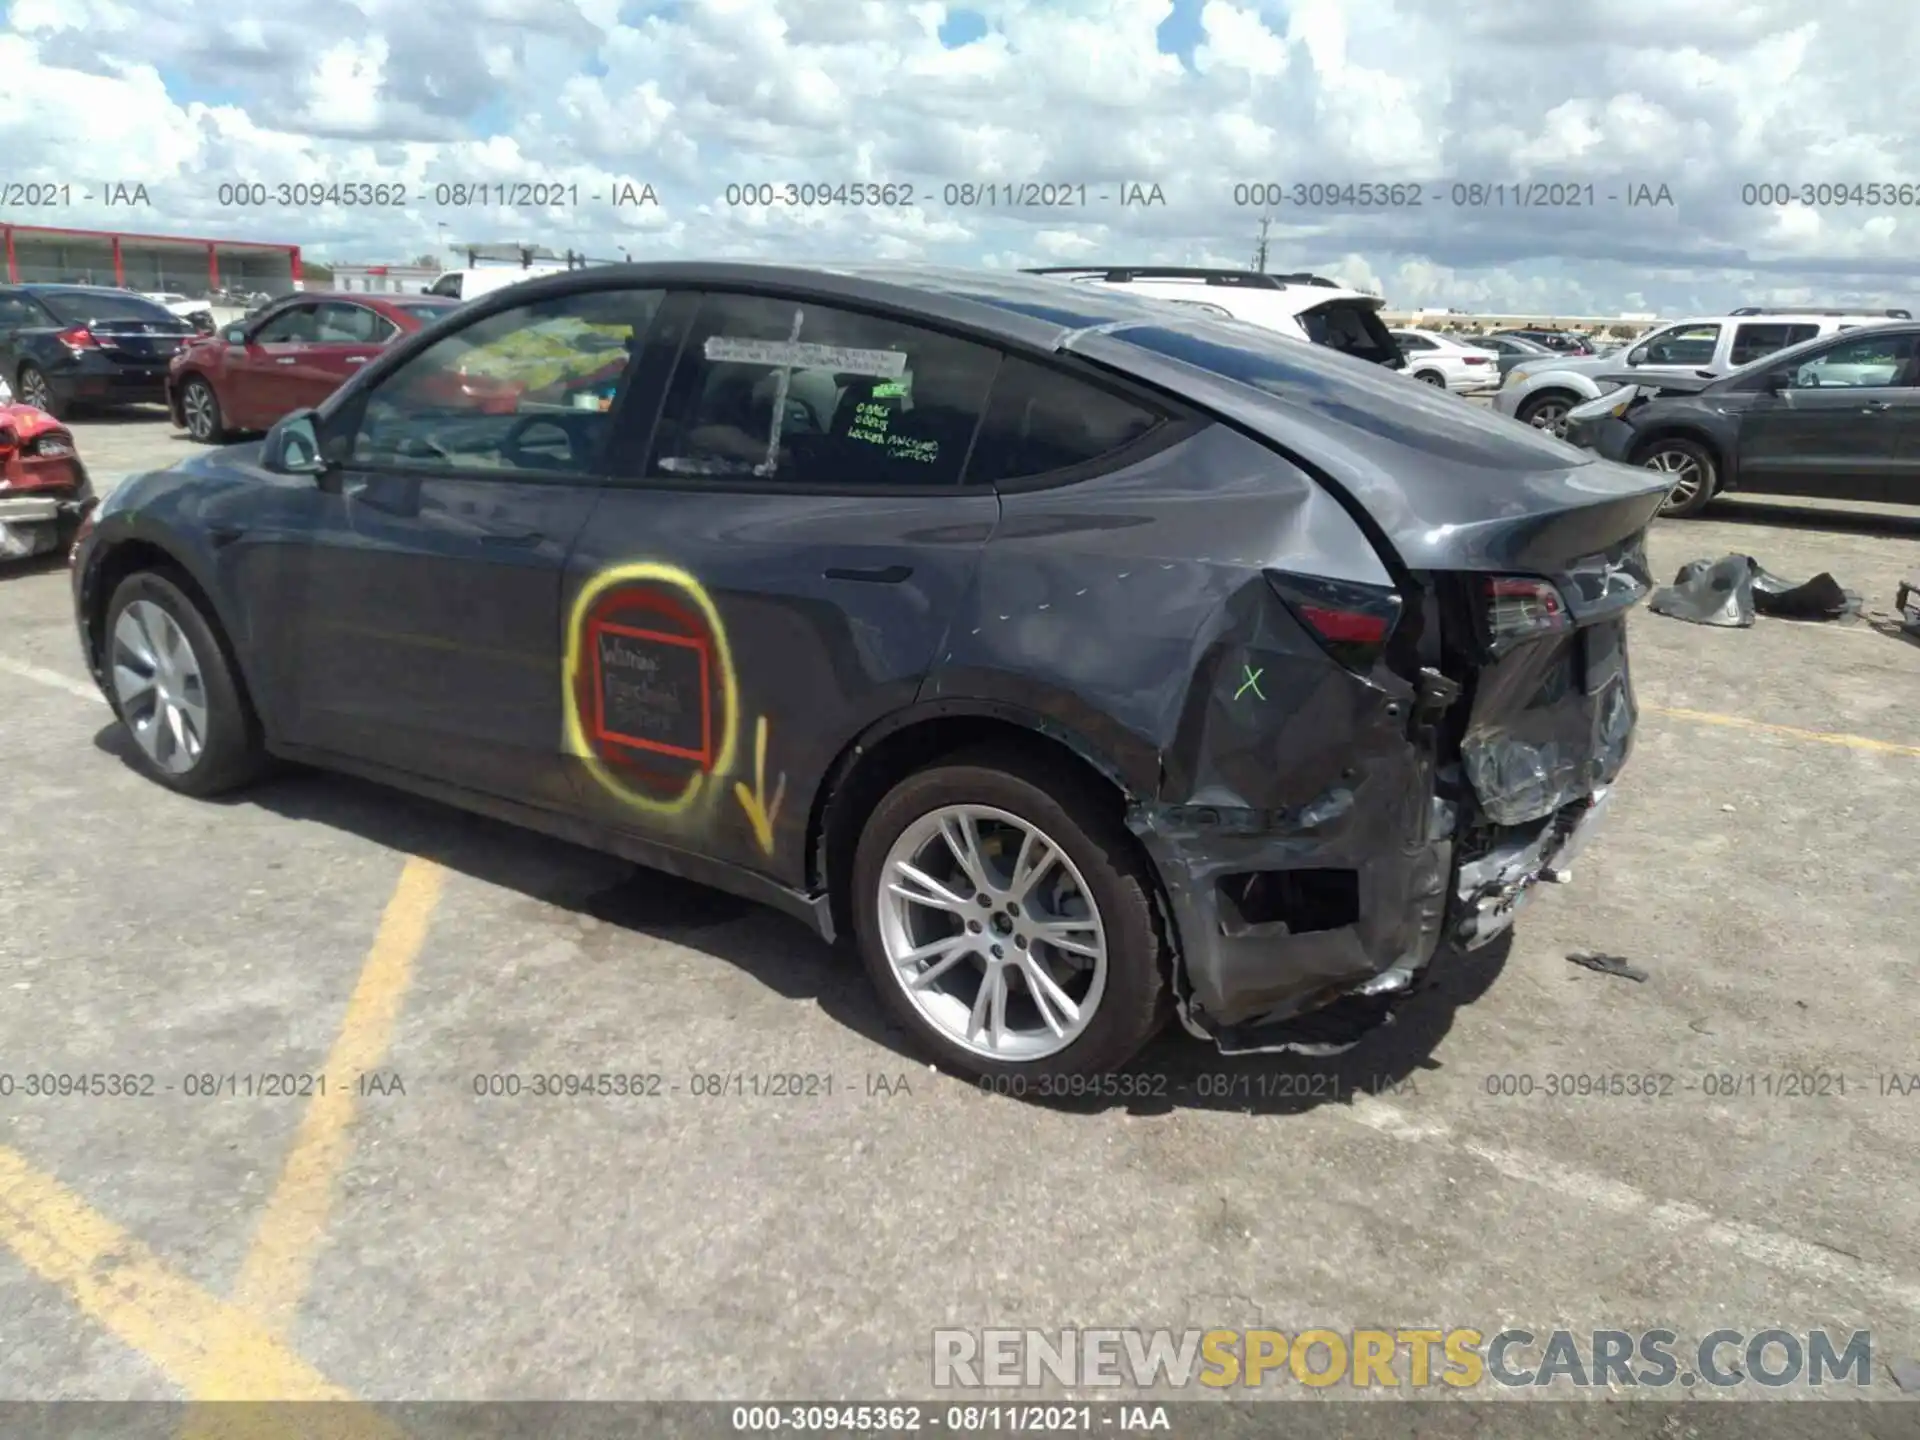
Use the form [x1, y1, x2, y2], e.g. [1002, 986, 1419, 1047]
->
[1265, 570, 1403, 671]
[1484, 575, 1570, 652]
[55, 326, 97, 352]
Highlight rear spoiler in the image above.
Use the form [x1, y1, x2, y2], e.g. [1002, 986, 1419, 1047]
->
[1596, 371, 1718, 397]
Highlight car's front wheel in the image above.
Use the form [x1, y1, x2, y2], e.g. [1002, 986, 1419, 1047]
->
[1517, 390, 1579, 437]
[180, 376, 227, 443]
[1635, 436, 1718, 517]
[104, 570, 267, 796]
[852, 748, 1170, 1080]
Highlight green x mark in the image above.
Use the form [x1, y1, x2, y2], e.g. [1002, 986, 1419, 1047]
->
[1234, 665, 1266, 701]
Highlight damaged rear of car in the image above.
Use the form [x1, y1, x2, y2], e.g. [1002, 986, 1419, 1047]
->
[1060, 315, 1667, 1055]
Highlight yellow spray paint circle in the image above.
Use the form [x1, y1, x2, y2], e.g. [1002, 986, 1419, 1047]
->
[563, 561, 740, 817]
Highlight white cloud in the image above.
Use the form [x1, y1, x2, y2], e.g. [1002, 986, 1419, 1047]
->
[0, 0, 1913, 314]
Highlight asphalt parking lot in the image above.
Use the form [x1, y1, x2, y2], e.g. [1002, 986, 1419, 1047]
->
[2, 412, 1918, 1414]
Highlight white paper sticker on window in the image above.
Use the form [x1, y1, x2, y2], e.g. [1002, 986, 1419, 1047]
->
[703, 337, 907, 379]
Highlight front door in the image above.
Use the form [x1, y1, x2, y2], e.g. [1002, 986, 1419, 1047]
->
[282, 284, 667, 809]
[1738, 331, 1918, 499]
[562, 289, 1004, 885]
[279, 301, 394, 410]
[1620, 321, 1723, 385]
[227, 301, 321, 429]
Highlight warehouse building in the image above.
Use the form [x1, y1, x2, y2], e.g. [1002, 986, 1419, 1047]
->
[1, 223, 303, 297]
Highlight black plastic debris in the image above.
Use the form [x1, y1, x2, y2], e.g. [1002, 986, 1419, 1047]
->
[1647, 554, 1861, 627]
[1566, 950, 1648, 982]
[1898, 572, 1920, 637]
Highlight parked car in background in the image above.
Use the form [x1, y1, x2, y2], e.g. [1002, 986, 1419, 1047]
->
[73, 262, 1662, 1077]
[1563, 322, 1920, 516]
[1388, 329, 1499, 391]
[0, 401, 93, 561]
[0, 285, 197, 418]
[1489, 308, 1912, 436]
[1023, 266, 1406, 370]
[1469, 332, 1556, 378]
[143, 293, 217, 334]
[425, 267, 570, 302]
[167, 291, 460, 442]
[1493, 328, 1595, 357]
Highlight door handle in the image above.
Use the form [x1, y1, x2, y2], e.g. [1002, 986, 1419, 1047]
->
[824, 564, 913, 584]
[480, 529, 545, 548]
[275, 357, 298, 365]
[1861, 400, 1891, 412]
[345, 355, 368, 364]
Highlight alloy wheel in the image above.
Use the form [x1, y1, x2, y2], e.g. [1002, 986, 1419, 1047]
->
[1644, 448, 1706, 510]
[1525, 400, 1570, 437]
[1418, 371, 1446, 386]
[876, 804, 1108, 1062]
[184, 381, 216, 440]
[111, 599, 209, 775]
[19, 368, 52, 412]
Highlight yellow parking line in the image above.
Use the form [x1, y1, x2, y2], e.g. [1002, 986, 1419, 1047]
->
[0, 1145, 348, 1401]
[1644, 705, 1920, 758]
[229, 857, 446, 1334]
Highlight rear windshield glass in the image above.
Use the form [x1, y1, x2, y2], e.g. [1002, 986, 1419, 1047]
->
[37, 291, 187, 327]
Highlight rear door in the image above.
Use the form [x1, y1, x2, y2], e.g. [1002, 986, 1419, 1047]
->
[1737, 330, 1918, 499]
[282, 284, 665, 807]
[566, 288, 1003, 885]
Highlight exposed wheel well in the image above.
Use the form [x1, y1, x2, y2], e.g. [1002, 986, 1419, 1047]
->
[809, 714, 1142, 943]
[84, 541, 262, 727]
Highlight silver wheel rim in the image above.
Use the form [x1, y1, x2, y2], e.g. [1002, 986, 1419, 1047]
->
[1525, 400, 1569, 435]
[184, 382, 215, 439]
[21, 369, 51, 411]
[1645, 449, 1706, 509]
[877, 804, 1108, 1062]
[111, 599, 209, 775]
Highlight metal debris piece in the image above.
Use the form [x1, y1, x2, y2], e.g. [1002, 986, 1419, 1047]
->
[1566, 950, 1649, 982]
[1648, 555, 1860, 627]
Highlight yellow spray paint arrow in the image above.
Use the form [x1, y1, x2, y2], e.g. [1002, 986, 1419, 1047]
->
[733, 715, 787, 855]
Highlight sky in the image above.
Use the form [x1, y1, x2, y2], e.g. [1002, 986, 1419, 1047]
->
[1, 0, 1915, 316]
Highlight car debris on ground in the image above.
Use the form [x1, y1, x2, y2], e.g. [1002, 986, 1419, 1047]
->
[1897, 572, 1920, 637]
[1647, 555, 1861, 627]
[1566, 950, 1649, 982]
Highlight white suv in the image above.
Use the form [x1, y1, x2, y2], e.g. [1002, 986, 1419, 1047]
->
[1022, 266, 1406, 370]
[1491, 307, 1913, 435]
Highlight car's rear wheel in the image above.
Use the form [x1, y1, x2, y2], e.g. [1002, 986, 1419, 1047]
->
[1635, 436, 1718, 517]
[104, 570, 266, 796]
[180, 376, 227, 443]
[1517, 391, 1580, 437]
[852, 748, 1169, 1080]
[17, 364, 63, 419]
[1415, 369, 1447, 386]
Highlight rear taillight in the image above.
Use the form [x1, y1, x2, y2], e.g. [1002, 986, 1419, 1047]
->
[1265, 570, 1402, 671]
[56, 326, 96, 351]
[1484, 576, 1570, 651]
[1463, 355, 1488, 364]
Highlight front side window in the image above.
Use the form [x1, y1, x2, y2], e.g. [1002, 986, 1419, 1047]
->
[349, 287, 663, 475]
[646, 293, 999, 487]
[254, 305, 321, 344]
[0, 294, 49, 329]
[1788, 332, 1915, 388]
[1634, 324, 1719, 366]
[314, 302, 396, 344]
[965, 356, 1165, 484]
[1730, 322, 1821, 366]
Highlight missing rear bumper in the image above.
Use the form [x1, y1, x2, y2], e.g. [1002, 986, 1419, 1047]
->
[1452, 787, 1612, 950]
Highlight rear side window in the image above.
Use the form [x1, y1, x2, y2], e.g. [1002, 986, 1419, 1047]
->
[1730, 322, 1820, 366]
[1394, 333, 1436, 351]
[36, 291, 180, 327]
[965, 357, 1164, 484]
[646, 293, 999, 487]
[0, 294, 48, 328]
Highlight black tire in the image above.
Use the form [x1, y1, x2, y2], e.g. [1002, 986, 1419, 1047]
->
[1517, 389, 1579, 436]
[851, 746, 1170, 1080]
[1414, 369, 1447, 386]
[103, 569, 267, 797]
[179, 375, 227, 443]
[1633, 435, 1719, 518]
[17, 363, 65, 419]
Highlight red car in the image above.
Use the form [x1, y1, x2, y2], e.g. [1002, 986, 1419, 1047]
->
[0, 403, 93, 562]
[167, 291, 459, 443]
